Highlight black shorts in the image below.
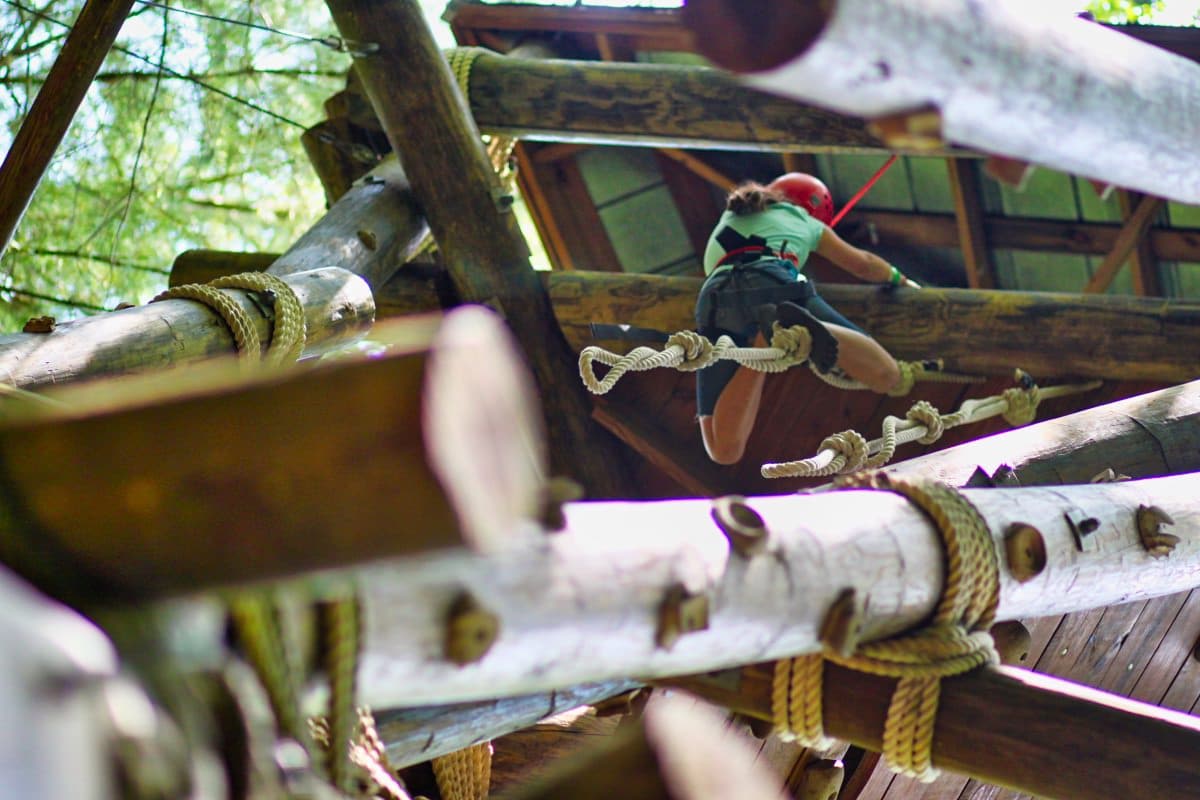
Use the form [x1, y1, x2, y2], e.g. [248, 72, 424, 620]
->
[694, 261, 864, 416]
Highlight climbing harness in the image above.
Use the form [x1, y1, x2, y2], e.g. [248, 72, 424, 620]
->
[152, 272, 306, 366]
[761, 373, 1100, 478]
[772, 473, 1000, 782]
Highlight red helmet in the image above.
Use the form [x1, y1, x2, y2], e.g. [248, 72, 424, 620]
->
[768, 172, 834, 224]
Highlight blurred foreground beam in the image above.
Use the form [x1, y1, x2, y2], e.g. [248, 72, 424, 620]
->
[355, 474, 1200, 706]
[668, 662, 1200, 800]
[684, 0, 1200, 204]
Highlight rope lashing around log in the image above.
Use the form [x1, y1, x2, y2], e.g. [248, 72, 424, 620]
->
[760, 373, 1103, 479]
[445, 47, 518, 193]
[433, 741, 494, 800]
[151, 272, 306, 365]
[579, 324, 978, 396]
[771, 474, 1000, 782]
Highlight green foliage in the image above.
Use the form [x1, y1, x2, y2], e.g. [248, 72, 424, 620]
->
[1085, 0, 1168, 23]
[0, 0, 355, 331]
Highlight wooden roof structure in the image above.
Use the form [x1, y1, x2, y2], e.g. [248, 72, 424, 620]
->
[3, 1, 1200, 799]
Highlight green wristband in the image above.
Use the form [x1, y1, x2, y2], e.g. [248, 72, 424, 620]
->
[889, 265, 903, 286]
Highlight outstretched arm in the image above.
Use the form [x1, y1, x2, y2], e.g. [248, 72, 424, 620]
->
[815, 226, 919, 287]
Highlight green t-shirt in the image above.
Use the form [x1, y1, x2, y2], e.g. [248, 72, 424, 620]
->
[702, 203, 827, 277]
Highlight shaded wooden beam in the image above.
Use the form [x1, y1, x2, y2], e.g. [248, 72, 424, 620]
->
[668, 661, 1200, 800]
[446, 3, 696, 53]
[654, 151, 721, 259]
[300, 117, 377, 206]
[460, 50, 931, 155]
[946, 158, 996, 289]
[0, 315, 469, 602]
[326, 0, 634, 498]
[698, 0, 1200, 205]
[1083, 194, 1164, 293]
[655, 148, 735, 192]
[592, 397, 723, 497]
[1116, 190, 1162, 296]
[0, 0, 137, 260]
[170, 250, 278, 287]
[781, 152, 819, 175]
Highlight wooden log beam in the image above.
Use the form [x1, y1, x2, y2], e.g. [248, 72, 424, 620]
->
[375, 680, 639, 768]
[850, 209, 1200, 263]
[1083, 194, 1164, 294]
[882, 379, 1200, 486]
[946, 159, 995, 289]
[0, 267, 374, 390]
[592, 398, 723, 498]
[460, 49, 938, 155]
[690, 0, 1200, 205]
[667, 661, 1200, 800]
[0, 0, 136, 260]
[0, 310, 548, 601]
[1117, 190, 1163, 296]
[356, 474, 1200, 705]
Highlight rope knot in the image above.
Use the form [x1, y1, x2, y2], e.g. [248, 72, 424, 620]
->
[769, 323, 813, 364]
[1001, 385, 1040, 426]
[666, 329, 717, 372]
[905, 400, 944, 444]
[818, 430, 869, 472]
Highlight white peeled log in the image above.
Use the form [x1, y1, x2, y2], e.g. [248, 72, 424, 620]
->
[743, 0, 1200, 204]
[356, 473, 1200, 707]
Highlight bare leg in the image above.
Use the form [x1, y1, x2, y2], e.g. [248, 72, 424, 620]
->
[824, 323, 901, 393]
[699, 335, 768, 464]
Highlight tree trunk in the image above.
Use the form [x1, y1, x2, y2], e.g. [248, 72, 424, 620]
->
[881, 379, 1200, 486]
[355, 474, 1200, 706]
[325, 0, 635, 499]
[0, 267, 374, 390]
[668, 661, 1200, 800]
[687, 0, 1200, 205]
[374, 269, 1200, 383]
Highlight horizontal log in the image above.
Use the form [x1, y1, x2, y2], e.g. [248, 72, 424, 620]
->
[0, 310, 542, 601]
[355, 474, 1200, 705]
[882, 379, 1200, 486]
[668, 661, 1200, 800]
[546, 272, 1200, 383]
[170, 250, 278, 288]
[375, 680, 638, 768]
[462, 49, 952, 155]
[712, 0, 1200, 204]
[0, 267, 374, 390]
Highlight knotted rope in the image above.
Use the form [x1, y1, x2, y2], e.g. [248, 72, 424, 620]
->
[580, 324, 814, 394]
[152, 272, 306, 365]
[761, 375, 1099, 479]
[432, 742, 493, 800]
[772, 474, 1000, 782]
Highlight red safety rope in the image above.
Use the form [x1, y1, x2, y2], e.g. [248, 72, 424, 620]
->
[828, 154, 898, 228]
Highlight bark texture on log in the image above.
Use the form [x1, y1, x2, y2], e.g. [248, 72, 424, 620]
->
[883, 379, 1200, 486]
[0, 268, 374, 390]
[326, 0, 635, 498]
[718, 0, 1200, 205]
[356, 475, 1200, 705]
[670, 662, 1200, 800]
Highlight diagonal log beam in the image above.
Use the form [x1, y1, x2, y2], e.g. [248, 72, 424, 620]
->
[687, 0, 1200, 205]
[667, 661, 1200, 800]
[1083, 194, 1164, 294]
[356, 473, 1200, 706]
[326, 0, 634, 498]
[0, 0, 136, 260]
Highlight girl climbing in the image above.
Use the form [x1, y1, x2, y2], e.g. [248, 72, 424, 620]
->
[697, 172, 920, 464]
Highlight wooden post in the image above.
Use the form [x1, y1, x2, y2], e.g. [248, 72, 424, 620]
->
[355, 474, 1200, 706]
[667, 661, 1200, 800]
[0, 267, 374, 390]
[1083, 194, 1164, 294]
[325, 0, 634, 498]
[0, 0, 136, 260]
[694, 0, 1200, 205]
[882, 379, 1200, 486]
[946, 159, 996, 289]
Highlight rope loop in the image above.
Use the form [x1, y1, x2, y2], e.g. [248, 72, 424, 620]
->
[819, 430, 869, 472]
[1001, 384, 1040, 426]
[905, 400, 944, 444]
[772, 475, 1000, 782]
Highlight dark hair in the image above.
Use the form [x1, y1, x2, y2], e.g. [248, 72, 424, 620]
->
[725, 181, 788, 215]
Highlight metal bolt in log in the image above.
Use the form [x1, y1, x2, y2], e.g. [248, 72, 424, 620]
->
[1004, 523, 1047, 583]
[711, 496, 769, 557]
[990, 620, 1033, 666]
[445, 591, 499, 665]
[818, 588, 865, 658]
[1136, 505, 1179, 558]
[656, 585, 710, 650]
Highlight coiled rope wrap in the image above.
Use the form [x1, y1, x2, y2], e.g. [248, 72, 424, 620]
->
[152, 272, 307, 365]
[580, 324, 814, 394]
[771, 474, 1000, 782]
[433, 741, 493, 800]
[761, 378, 1099, 479]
